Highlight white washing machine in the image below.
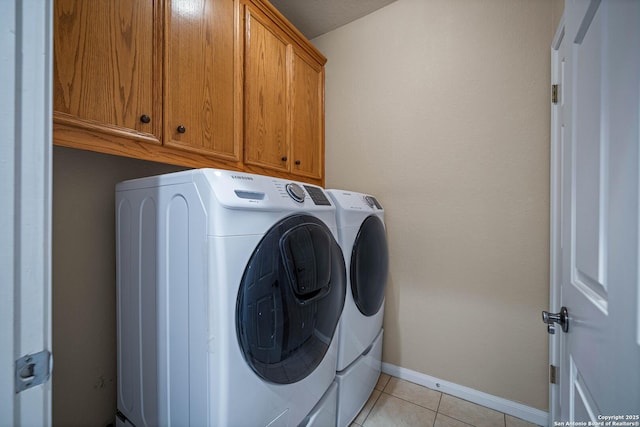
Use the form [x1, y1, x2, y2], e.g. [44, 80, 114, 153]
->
[115, 169, 346, 427]
[326, 190, 389, 427]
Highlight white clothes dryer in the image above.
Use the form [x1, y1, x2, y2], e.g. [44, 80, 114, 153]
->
[326, 190, 389, 427]
[115, 169, 346, 427]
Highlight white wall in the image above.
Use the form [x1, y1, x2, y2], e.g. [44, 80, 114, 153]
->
[314, 0, 557, 410]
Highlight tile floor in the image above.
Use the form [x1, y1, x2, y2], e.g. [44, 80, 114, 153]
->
[351, 374, 541, 427]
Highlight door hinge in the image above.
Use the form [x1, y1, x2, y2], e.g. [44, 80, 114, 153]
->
[15, 350, 52, 393]
[551, 84, 559, 104]
[550, 364, 558, 384]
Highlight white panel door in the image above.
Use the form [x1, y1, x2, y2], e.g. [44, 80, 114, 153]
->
[551, 0, 640, 422]
[0, 1, 53, 426]
[549, 13, 567, 423]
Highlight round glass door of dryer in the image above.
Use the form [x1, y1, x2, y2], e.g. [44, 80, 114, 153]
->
[236, 214, 346, 384]
[350, 215, 389, 316]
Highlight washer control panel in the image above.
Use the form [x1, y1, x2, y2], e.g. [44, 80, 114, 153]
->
[304, 185, 331, 206]
[285, 183, 306, 203]
[284, 182, 332, 206]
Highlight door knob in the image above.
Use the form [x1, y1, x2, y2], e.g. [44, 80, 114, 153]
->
[542, 306, 569, 334]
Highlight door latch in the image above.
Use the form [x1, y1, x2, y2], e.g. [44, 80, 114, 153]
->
[549, 364, 558, 384]
[15, 350, 51, 393]
[542, 306, 569, 334]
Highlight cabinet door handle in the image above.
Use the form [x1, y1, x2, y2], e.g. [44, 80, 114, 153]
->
[140, 114, 151, 124]
[295, 160, 301, 165]
[177, 125, 186, 134]
[281, 156, 287, 162]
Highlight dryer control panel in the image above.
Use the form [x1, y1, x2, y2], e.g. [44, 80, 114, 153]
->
[364, 195, 383, 210]
[325, 189, 386, 229]
[326, 190, 384, 212]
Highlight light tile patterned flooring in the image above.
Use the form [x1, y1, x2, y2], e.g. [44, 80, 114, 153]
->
[351, 374, 541, 427]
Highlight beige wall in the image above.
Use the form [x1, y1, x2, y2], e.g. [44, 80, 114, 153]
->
[53, 147, 186, 426]
[552, 0, 565, 38]
[314, 0, 557, 411]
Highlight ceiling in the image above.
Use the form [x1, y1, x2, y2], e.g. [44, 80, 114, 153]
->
[268, 0, 397, 39]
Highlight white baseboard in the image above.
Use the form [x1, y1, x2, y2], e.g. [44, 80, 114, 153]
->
[381, 363, 548, 426]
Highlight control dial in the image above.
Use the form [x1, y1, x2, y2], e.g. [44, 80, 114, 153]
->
[286, 183, 305, 203]
[364, 196, 376, 208]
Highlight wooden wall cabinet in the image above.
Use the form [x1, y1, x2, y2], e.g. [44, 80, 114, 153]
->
[54, 0, 241, 169]
[164, 0, 240, 162]
[53, 0, 162, 145]
[53, 0, 325, 184]
[242, 0, 326, 181]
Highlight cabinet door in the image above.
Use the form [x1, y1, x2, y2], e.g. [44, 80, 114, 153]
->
[164, 0, 240, 161]
[54, 0, 161, 143]
[243, 5, 290, 173]
[290, 51, 324, 180]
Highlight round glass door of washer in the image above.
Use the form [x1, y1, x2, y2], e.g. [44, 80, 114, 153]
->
[236, 214, 346, 384]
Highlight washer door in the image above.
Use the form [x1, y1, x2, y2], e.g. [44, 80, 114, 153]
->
[351, 215, 389, 316]
[236, 214, 346, 384]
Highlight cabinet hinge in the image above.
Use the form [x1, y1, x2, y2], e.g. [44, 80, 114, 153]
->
[551, 84, 559, 104]
[15, 350, 52, 393]
[550, 364, 558, 384]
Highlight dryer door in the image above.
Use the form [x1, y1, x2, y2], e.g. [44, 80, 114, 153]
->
[236, 214, 346, 384]
[351, 215, 389, 316]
